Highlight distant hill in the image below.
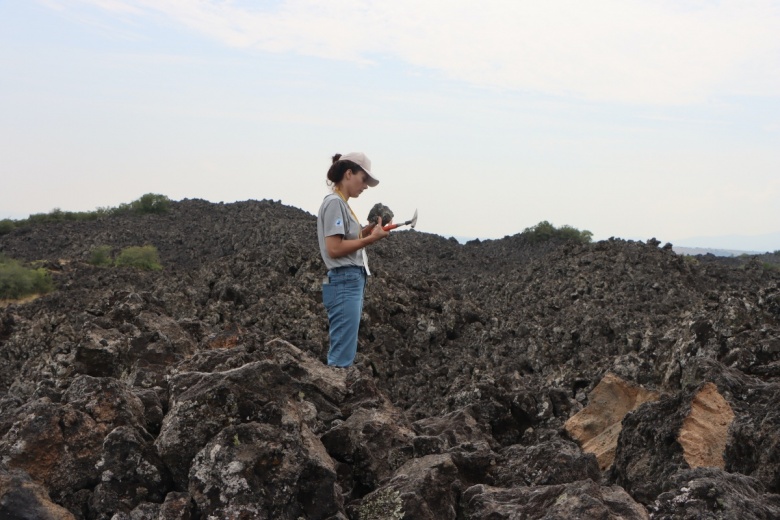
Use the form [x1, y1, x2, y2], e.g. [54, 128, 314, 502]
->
[672, 246, 762, 257]
[674, 231, 780, 254]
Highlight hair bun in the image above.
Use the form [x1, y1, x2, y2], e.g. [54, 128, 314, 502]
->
[331, 153, 342, 164]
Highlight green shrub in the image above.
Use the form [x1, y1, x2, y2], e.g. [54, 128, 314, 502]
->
[88, 245, 114, 267]
[116, 193, 171, 216]
[0, 220, 14, 236]
[522, 220, 593, 244]
[0, 256, 53, 299]
[131, 193, 171, 214]
[115, 245, 162, 271]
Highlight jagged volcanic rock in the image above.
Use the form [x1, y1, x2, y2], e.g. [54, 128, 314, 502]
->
[1, 198, 779, 519]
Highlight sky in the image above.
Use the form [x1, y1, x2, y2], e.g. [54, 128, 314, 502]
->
[1, 1, 779, 251]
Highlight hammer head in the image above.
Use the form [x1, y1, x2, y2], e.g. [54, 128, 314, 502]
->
[410, 209, 418, 229]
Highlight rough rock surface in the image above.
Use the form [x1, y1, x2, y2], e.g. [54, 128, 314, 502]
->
[0, 465, 75, 520]
[1, 198, 779, 519]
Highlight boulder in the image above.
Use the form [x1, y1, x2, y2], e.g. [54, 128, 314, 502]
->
[0, 465, 75, 520]
[460, 480, 649, 519]
[188, 422, 342, 519]
[650, 467, 780, 519]
[490, 439, 600, 487]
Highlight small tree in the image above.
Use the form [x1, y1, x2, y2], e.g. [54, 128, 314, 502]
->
[115, 245, 162, 271]
[130, 193, 171, 214]
[522, 220, 593, 244]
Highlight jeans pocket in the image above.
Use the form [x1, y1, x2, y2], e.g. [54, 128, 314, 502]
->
[322, 283, 335, 310]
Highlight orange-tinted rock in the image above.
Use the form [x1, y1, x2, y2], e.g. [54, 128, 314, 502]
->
[678, 382, 734, 469]
[565, 373, 659, 470]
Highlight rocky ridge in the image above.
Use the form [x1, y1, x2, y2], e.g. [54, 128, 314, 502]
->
[0, 198, 779, 519]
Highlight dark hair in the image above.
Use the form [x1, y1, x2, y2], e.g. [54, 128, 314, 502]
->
[326, 153, 364, 185]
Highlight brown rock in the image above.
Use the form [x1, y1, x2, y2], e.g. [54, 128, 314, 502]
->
[565, 373, 659, 470]
[0, 400, 105, 500]
[678, 382, 735, 469]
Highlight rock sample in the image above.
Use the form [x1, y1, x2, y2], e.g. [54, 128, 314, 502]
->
[367, 203, 394, 227]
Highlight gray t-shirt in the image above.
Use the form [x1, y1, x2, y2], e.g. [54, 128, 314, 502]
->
[317, 193, 367, 271]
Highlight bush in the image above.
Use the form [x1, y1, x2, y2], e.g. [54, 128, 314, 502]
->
[522, 220, 593, 244]
[131, 193, 171, 214]
[0, 220, 14, 236]
[116, 193, 171, 216]
[0, 256, 53, 299]
[88, 245, 114, 267]
[115, 245, 162, 271]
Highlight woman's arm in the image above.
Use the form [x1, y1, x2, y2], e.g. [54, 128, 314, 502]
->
[325, 217, 389, 259]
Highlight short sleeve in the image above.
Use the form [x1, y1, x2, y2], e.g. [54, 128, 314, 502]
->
[321, 198, 347, 238]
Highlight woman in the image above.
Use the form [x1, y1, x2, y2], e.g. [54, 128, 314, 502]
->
[317, 152, 389, 367]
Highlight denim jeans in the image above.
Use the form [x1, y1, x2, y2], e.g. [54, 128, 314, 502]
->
[322, 266, 366, 367]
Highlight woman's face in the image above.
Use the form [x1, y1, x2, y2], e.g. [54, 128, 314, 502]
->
[343, 169, 370, 198]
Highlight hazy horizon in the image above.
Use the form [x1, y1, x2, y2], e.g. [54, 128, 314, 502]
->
[1, 1, 779, 252]
[2, 195, 778, 254]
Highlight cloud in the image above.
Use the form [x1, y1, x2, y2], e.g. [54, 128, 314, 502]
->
[42, 0, 780, 104]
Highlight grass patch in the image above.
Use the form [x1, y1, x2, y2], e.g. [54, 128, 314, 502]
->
[115, 245, 162, 271]
[0, 255, 53, 300]
[762, 262, 780, 272]
[0, 294, 41, 308]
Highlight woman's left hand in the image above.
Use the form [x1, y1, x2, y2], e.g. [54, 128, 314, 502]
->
[362, 222, 376, 236]
[368, 217, 390, 242]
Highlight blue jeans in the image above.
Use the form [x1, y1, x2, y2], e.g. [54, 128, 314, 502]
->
[322, 266, 366, 367]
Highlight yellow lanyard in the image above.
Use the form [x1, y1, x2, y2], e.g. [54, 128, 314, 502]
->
[334, 189, 362, 239]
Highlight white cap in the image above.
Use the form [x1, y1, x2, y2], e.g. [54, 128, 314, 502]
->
[340, 152, 379, 187]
